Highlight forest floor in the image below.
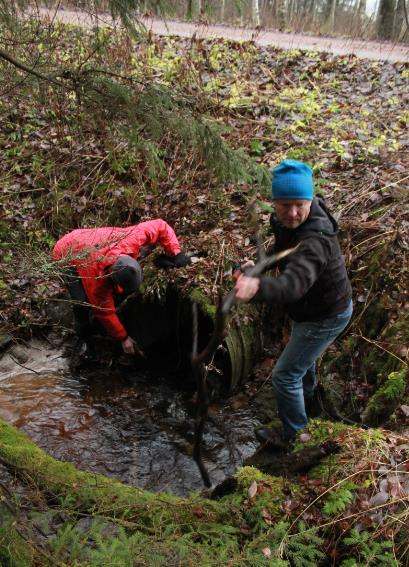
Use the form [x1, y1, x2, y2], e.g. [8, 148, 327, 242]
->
[38, 6, 409, 62]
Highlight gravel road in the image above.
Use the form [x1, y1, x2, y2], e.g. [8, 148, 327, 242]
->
[38, 7, 409, 63]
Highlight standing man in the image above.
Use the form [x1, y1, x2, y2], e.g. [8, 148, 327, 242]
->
[235, 160, 352, 448]
[52, 219, 190, 360]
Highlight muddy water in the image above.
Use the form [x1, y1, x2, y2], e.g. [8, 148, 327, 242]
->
[0, 340, 260, 496]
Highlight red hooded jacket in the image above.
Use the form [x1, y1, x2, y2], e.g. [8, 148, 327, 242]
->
[52, 219, 181, 341]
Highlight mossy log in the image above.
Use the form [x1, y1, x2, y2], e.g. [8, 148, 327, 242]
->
[362, 367, 408, 426]
[2, 417, 406, 565]
[0, 418, 289, 566]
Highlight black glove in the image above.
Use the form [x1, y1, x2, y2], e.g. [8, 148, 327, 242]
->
[154, 252, 191, 269]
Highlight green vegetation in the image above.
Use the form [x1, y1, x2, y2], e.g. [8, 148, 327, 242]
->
[1, 417, 408, 565]
[363, 367, 408, 425]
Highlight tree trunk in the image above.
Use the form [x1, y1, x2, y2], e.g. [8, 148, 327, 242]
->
[357, 0, 367, 18]
[276, 0, 287, 27]
[220, 0, 226, 21]
[309, 0, 317, 27]
[393, 0, 405, 38]
[252, 0, 261, 26]
[377, 0, 396, 39]
[187, 0, 202, 20]
[354, 0, 366, 34]
[286, 0, 294, 24]
[328, 0, 337, 31]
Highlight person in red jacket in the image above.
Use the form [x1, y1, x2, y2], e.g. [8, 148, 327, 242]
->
[52, 219, 190, 360]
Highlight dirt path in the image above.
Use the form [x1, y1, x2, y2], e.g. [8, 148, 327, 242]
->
[39, 7, 409, 63]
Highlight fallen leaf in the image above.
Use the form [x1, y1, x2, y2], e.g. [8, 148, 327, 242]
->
[261, 508, 273, 525]
[261, 357, 274, 369]
[193, 507, 205, 518]
[400, 405, 409, 417]
[283, 498, 300, 512]
[300, 433, 312, 442]
[369, 491, 389, 506]
[248, 480, 258, 499]
[239, 523, 252, 535]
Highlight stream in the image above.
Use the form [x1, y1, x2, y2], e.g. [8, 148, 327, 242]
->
[0, 339, 260, 496]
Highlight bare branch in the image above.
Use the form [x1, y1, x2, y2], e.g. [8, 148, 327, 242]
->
[0, 47, 66, 88]
[191, 244, 300, 486]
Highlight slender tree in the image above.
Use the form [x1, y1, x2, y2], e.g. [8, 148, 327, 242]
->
[252, 0, 261, 25]
[220, 0, 226, 20]
[187, 0, 202, 19]
[377, 0, 396, 38]
[393, 0, 406, 38]
[328, 0, 337, 31]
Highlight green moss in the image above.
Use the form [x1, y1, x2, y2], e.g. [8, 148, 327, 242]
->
[0, 510, 35, 567]
[235, 465, 275, 486]
[234, 467, 287, 531]
[189, 288, 217, 319]
[362, 367, 408, 426]
[0, 419, 299, 565]
[294, 419, 350, 448]
[0, 419, 216, 528]
[293, 420, 351, 480]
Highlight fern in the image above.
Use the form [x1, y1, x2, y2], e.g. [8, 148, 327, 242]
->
[340, 529, 396, 566]
[284, 522, 325, 567]
[323, 482, 357, 516]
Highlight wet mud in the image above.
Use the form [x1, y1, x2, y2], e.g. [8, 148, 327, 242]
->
[0, 340, 261, 496]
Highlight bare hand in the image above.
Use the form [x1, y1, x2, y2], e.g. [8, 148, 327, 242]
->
[122, 336, 146, 357]
[234, 274, 260, 302]
[232, 259, 256, 281]
[122, 336, 135, 354]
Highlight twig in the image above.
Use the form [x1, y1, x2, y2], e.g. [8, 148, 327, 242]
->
[9, 355, 42, 375]
[350, 230, 394, 252]
[355, 332, 408, 367]
[212, 239, 225, 295]
[0, 47, 66, 88]
[191, 302, 211, 487]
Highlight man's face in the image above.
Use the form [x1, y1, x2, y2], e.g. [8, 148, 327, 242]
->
[273, 199, 312, 229]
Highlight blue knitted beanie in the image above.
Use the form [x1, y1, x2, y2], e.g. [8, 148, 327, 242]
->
[271, 159, 314, 200]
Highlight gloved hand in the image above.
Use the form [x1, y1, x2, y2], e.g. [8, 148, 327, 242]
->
[154, 252, 191, 269]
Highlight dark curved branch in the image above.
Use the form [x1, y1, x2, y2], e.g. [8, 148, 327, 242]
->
[192, 244, 300, 367]
[191, 244, 300, 486]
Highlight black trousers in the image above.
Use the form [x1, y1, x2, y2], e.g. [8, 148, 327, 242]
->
[63, 267, 93, 340]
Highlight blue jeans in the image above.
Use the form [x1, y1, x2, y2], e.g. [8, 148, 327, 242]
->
[272, 301, 353, 439]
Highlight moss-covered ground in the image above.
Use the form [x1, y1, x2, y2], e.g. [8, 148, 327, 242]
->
[1, 416, 408, 565]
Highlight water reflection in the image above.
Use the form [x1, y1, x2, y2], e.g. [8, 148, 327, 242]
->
[0, 341, 259, 496]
